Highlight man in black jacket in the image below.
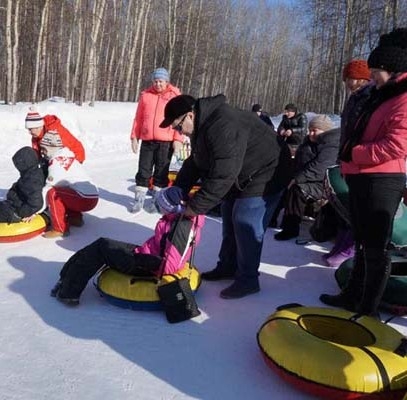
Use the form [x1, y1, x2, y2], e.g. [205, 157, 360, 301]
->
[277, 103, 308, 156]
[274, 115, 339, 241]
[160, 94, 284, 299]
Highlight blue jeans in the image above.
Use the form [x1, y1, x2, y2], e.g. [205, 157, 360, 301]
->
[217, 191, 283, 288]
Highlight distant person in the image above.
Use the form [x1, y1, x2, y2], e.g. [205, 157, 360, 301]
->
[274, 115, 339, 241]
[0, 147, 45, 223]
[130, 68, 183, 214]
[277, 103, 308, 156]
[50, 186, 205, 306]
[40, 133, 99, 238]
[323, 59, 372, 267]
[320, 27, 407, 316]
[25, 107, 85, 164]
[160, 94, 282, 299]
[340, 59, 372, 149]
[251, 103, 275, 130]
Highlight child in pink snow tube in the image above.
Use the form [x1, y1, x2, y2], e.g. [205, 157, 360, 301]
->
[50, 186, 205, 306]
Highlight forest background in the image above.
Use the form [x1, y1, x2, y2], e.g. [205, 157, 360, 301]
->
[1, 0, 407, 115]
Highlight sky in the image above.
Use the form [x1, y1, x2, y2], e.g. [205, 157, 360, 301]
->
[0, 99, 406, 400]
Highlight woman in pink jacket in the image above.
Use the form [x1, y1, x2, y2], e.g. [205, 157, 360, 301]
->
[50, 186, 205, 306]
[130, 68, 183, 214]
[320, 27, 407, 316]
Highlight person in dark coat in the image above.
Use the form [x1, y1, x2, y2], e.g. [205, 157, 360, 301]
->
[251, 103, 275, 131]
[274, 115, 340, 241]
[0, 147, 45, 223]
[277, 103, 308, 156]
[159, 94, 283, 299]
[320, 27, 407, 316]
[322, 59, 372, 268]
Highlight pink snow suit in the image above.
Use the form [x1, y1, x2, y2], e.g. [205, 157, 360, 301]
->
[135, 213, 205, 275]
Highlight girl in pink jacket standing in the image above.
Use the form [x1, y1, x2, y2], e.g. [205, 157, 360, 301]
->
[320, 27, 407, 316]
[130, 68, 183, 214]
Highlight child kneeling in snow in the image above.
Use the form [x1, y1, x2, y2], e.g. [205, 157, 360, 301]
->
[50, 186, 205, 306]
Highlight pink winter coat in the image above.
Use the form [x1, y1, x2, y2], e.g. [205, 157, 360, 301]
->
[341, 72, 407, 175]
[130, 84, 183, 143]
[134, 213, 205, 275]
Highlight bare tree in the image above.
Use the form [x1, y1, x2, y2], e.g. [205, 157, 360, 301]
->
[84, 0, 106, 105]
[0, 0, 406, 112]
[5, 0, 13, 104]
[32, 0, 50, 103]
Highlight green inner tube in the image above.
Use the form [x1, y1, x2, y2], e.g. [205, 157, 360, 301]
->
[335, 255, 407, 307]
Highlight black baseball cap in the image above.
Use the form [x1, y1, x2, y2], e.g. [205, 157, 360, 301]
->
[160, 95, 196, 128]
[252, 103, 262, 112]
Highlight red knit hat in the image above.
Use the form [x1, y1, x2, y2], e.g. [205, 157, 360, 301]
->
[342, 59, 370, 81]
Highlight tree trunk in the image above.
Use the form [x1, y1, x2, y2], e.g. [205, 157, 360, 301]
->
[5, 0, 13, 104]
[32, 0, 50, 103]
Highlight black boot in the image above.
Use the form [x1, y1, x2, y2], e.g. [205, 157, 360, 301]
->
[357, 248, 391, 316]
[274, 215, 300, 241]
[201, 265, 236, 281]
[50, 279, 63, 297]
[319, 246, 364, 311]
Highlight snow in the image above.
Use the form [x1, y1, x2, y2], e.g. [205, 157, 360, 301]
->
[0, 100, 405, 400]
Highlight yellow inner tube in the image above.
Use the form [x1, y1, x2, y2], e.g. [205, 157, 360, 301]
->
[0, 214, 46, 238]
[97, 262, 201, 303]
[258, 306, 407, 393]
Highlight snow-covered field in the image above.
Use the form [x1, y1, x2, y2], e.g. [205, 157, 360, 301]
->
[0, 100, 405, 400]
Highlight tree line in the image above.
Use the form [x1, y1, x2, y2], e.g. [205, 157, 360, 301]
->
[1, 0, 406, 114]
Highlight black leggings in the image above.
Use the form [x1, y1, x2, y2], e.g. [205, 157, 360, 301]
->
[58, 238, 162, 298]
[347, 173, 405, 249]
[136, 140, 173, 188]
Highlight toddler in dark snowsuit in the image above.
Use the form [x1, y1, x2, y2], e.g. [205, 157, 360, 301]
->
[0, 147, 45, 223]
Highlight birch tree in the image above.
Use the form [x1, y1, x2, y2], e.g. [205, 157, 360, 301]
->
[85, 0, 106, 105]
[5, 0, 13, 104]
[32, 0, 50, 103]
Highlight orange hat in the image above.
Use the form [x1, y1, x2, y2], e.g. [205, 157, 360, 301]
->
[342, 59, 370, 81]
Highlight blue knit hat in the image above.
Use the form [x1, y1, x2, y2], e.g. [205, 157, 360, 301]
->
[156, 186, 186, 214]
[151, 68, 170, 82]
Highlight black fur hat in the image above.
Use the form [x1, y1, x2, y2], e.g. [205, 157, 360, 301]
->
[368, 27, 407, 73]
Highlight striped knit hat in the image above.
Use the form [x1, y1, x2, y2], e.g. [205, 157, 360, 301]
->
[25, 106, 44, 129]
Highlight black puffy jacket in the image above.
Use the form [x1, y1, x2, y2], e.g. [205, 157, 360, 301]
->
[5, 147, 45, 218]
[174, 95, 281, 215]
[277, 113, 308, 145]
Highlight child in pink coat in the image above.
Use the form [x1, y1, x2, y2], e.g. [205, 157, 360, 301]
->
[50, 186, 205, 306]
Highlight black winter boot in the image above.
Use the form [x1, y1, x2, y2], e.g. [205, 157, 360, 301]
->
[50, 279, 63, 297]
[357, 248, 391, 316]
[319, 246, 365, 311]
[274, 215, 301, 241]
[201, 265, 236, 281]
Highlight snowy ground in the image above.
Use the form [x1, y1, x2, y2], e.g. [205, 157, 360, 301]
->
[0, 100, 406, 400]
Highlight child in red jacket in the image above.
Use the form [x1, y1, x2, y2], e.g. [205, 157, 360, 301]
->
[25, 106, 85, 163]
